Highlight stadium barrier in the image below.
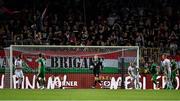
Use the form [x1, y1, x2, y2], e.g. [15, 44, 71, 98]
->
[0, 74, 179, 89]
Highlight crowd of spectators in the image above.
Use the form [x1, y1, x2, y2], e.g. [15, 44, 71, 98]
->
[0, 0, 180, 55]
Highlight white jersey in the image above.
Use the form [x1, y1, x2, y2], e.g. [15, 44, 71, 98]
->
[128, 66, 136, 77]
[15, 59, 23, 69]
[14, 59, 23, 78]
[162, 59, 171, 70]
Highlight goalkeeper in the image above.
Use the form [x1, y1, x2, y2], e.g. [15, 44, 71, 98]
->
[91, 55, 103, 88]
[149, 60, 159, 87]
[36, 53, 46, 89]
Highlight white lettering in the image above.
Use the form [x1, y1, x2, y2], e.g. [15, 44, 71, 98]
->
[125, 76, 132, 89]
[176, 77, 179, 90]
[0, 75, 4, 89]
[143, 77, 146, 89]
[2, 74, 179, 89]
[47, 76, 55, 89]
[74, 81, 78, 86]
[25, 75, 35, 89]
[153, 76, 161, 90]
[62, 75, 67, 86]
[22, 76, 24, 89]
[110, 77, 121, 90]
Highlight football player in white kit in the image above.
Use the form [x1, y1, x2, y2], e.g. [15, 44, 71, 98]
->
[128, 62, 140, 89]
[161, 54, 173, 89]
[14, 54, 24, 89]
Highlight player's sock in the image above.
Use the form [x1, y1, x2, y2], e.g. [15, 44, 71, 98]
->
[153, 80, 157, 85]
[18, 79, 20, 89]
[137, 83, 140, 89]
[97, 80, 103, 88]
[93, 81, 97, 87]
[38, 79, 43, 88]
[172, 80, 176, 89]
[41, 81, 44, 88]
[164, 85, 166, 89]
[18, 78, 22, 89]
[42, 80, 46, 88]
[37, 79, 40, 86]
[166, 81, 171, 89]
[92, 83, 96, 88]
[17, 79, 19, 88]
[40, 79, 43, 86]
[169, 81, 173, 89]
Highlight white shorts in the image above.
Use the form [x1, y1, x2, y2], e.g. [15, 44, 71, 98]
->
[15, 70, 24, 78]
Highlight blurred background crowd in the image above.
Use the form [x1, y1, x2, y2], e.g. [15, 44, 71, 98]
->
[0, 0, 179, 56]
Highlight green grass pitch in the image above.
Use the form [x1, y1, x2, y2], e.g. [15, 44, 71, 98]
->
[0, 89, 179, 100]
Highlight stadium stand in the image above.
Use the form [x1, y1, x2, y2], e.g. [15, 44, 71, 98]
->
[0, 0, 179, 56]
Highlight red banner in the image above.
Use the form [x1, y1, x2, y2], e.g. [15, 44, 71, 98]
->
[0, 74, 179, 89]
